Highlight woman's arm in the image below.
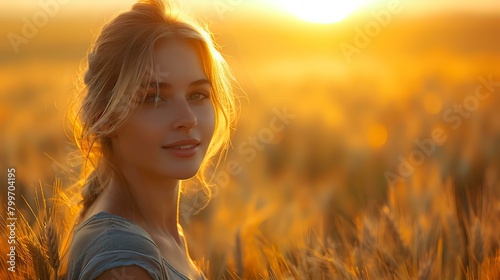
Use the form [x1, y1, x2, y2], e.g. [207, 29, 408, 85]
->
[94, 265, 154, 280]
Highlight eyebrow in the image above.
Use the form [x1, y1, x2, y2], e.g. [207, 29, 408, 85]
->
[147, 79, 212, 88]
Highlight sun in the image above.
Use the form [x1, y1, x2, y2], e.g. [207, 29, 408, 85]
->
[276, 0, 366, 24]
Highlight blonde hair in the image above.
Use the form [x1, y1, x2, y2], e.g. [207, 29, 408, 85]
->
[70, 0, 238, 220]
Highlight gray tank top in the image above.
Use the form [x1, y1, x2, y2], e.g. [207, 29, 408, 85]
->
[67, 212, 205, 280]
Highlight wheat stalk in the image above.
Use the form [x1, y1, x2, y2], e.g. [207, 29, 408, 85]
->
[417, 257, 432, 280]
[470, 218, 484, 265]
[382, 206, 411, 259]
[25, 238, 51, 279]
[46, 217, 60, 279]
[234, 228, 244, 278]
[444, 213, 464, 258]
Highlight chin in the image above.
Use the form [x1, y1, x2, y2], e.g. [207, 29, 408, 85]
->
[173, 173, 198, 180]
[163, 168, 200, 180]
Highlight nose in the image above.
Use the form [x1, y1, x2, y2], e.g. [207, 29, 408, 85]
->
[172, 100, 197, 131]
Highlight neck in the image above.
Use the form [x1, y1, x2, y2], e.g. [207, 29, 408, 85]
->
[102, 168, 182, 242]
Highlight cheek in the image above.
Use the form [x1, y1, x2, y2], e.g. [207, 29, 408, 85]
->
[113, 115, 161, 152]
[198, 104, 216, 137]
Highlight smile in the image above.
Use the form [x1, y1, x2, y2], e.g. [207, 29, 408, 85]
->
[163, 143, 200, 158]
[170, 144, 199, 149]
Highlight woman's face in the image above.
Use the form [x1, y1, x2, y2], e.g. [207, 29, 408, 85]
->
[110, 38, 215, 181]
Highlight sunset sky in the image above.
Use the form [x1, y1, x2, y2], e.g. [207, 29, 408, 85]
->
[2, 0, 500, 21]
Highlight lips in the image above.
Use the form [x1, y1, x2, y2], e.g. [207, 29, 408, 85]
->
[162, 138, 201, 158]
[163, 138, 200, 148]
[169, 144, 198, 149]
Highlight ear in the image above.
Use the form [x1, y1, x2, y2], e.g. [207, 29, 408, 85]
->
[98, 121, 115, 137]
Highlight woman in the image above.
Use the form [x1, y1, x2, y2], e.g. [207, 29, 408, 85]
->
[65, 0, 238, 279]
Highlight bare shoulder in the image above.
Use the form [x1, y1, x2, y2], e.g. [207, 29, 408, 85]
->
[94, 265, 153, 280]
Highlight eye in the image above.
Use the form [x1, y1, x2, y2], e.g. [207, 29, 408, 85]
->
[143, 93, 166, 103]
[189, 91, 211, 101]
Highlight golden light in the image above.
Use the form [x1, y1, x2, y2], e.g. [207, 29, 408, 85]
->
[368, 123, 388, 148]
[276, 0, 367, 24]
[423, 92, 443, 115]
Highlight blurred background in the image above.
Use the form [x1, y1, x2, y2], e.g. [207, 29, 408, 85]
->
[1, 0, 500, 278]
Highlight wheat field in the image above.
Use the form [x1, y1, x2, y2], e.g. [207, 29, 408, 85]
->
[1, 1, 500, 279]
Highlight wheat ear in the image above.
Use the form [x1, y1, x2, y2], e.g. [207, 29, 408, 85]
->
[470, 218, 484, 265]
[382, 206, 410, 258]
[46, 217, 60, 279]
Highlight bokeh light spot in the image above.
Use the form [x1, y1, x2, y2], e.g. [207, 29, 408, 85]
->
[368, 123, 388, 148]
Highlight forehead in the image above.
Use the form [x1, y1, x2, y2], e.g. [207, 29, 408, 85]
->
[150, 38, 207, 83]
